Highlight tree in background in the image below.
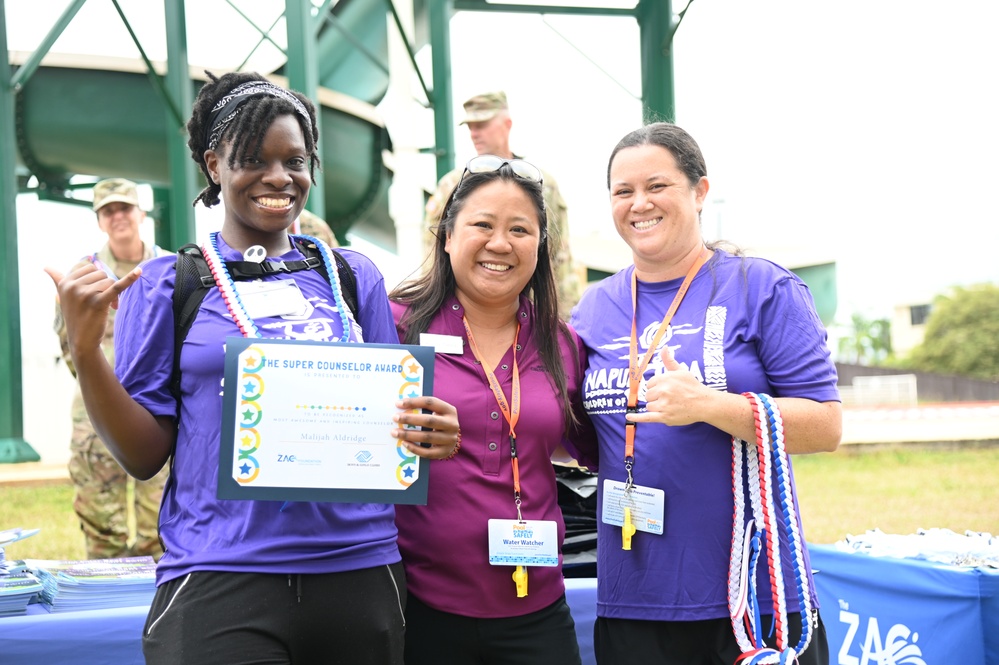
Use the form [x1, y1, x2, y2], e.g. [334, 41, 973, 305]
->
[906, 283, 999, 380]
[838, 313, 892, 365]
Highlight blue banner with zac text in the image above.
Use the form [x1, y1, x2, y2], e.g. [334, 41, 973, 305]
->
[810, 544, 999, 665]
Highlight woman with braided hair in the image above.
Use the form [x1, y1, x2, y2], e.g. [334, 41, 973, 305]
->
[47, 71, 459, 664]
[569, 123, 841, 664]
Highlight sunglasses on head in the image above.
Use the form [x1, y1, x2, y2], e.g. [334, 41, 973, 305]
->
[457, 154, 544, 187]
[435, 153, 548, 244]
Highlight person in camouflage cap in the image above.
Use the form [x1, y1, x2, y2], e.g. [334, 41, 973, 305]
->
[53, 178, 170, 560]
[423, 91, 582, 318]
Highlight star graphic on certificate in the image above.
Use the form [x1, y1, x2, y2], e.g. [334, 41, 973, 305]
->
[242, 408, 255, 421]
[403, 466, 415, 479]
[407, 361, 420, 374]
[243, 380, 257, 395]
[244, 355, 258, 368]
[239, 463, 252, 475]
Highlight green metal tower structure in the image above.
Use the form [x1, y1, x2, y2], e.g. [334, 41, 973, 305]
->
[1, 0, 685, 463]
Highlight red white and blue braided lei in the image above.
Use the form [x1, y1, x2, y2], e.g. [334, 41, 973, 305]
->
[728, 392, 813, 665]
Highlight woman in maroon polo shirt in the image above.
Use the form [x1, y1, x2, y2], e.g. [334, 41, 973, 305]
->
[389, 155, 594, 664]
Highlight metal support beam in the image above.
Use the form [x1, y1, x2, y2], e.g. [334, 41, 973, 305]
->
[453, 1, 632, 17]
[225, 0, 287, 56]
[428, 0, 455, 180]
[160, 0, 197, 250]
[426, 0, 680, 171]
[8, 0, 87, 91]
[320, 10, 390, 77]
[285, 0, 325, 217]
[237, 13, 285, 73]
[0, 0, 40, 463]
[387, 0, 432, 106]
[112, 0, 185, 127]
[637, 0, 675, 122]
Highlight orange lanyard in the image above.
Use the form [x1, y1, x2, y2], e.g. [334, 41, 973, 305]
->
[624, 249, 709, 487]
[462, 317, 524, 520]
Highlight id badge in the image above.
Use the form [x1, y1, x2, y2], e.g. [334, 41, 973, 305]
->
[601, 479, 665, 535]
[235, 279, 310, 319]
[487, 519, 559, 567]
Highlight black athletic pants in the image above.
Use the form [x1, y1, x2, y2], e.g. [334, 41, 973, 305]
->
[143, 564, 406, 665]
[594, 610, 830, 665]
[403, 592, 582, 665]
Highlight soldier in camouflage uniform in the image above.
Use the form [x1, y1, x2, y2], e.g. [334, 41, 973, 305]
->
[423, 91, 582, 318]
[54, 178, 170, 560]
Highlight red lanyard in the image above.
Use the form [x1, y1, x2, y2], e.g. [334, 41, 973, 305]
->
[462, 317, 524, 520]
[624, 249, 709, 487]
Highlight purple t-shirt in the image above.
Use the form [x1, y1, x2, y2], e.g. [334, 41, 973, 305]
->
[392, 296, 594, 618]
[115, 236, 401, 585]
[569, 250, 840, 622]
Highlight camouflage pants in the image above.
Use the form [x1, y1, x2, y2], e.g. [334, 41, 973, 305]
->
[69, 423, 169, 560]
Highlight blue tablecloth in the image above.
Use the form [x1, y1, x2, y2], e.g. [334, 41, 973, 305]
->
[575, 552, 999, 664]
[811, 544, 999, 665]
[7, 552, 999, 665]
[0, 603, 146, 665]
[566, 578, 597, 664]
[0, 581, 600, 665]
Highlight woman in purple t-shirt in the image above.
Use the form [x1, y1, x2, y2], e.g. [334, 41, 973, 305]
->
[389, 155, 594, 665]
[569, 123, 842, 665]
[47, 71, 459, 665]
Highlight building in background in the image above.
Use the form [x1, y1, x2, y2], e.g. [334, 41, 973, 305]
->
[891, 300, 933, 358]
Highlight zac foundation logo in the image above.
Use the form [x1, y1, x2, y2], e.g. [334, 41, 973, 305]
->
[836, 600, 927, 665]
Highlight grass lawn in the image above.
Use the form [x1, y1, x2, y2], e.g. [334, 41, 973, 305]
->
[2, 444, 997, 560]
[793, 443, 999, 544]
[2, 482, 86, 561]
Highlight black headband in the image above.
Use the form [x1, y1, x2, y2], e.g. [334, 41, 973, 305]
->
[205, 80, 311, 151]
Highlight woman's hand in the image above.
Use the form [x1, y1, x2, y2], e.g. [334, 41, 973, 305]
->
[392, 396, 462, 460]
[627, 348, 842, 452]
[45, 262, 142, 362]
[44, 262, 174, 478]
[628, 347, 714, 427]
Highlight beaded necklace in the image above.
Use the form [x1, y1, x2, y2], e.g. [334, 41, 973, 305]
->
[201, 231, 355, 342]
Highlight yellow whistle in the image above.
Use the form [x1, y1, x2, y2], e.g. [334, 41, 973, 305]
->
[622, 507, 637, 550]
[513, 566, 528, 597]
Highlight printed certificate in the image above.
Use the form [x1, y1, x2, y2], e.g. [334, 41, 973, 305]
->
[218, 337, 435, 504]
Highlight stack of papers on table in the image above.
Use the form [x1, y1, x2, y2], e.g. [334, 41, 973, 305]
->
[0, 527, 44, 616]
[0, 572, 44, 616]
[25, 556, 157, 612]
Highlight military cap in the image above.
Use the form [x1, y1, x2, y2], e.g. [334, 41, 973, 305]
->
[458, 91, 509, 125]
[92, 178, 140, 212]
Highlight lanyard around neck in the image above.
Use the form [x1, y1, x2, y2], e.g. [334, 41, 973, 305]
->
[462, 316, 524, 520]
[624, 249, 709, 472]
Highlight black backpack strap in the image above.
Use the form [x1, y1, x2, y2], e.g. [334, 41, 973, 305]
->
[171, 244, 214, 404]
[331, 249, 359, 321]
[224, 256, 322, 279]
